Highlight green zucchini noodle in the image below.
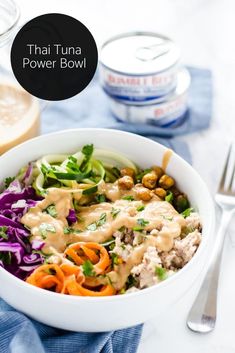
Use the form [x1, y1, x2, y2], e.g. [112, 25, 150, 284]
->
[93, 149, 137, 171]
[33, 145, 137, 196]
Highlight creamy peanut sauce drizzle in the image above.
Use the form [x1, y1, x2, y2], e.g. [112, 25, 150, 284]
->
[162, 149, 173, 172]
[21, 149, 180, 290]
[107, 236, 158, 289]
[21, 188, 73, 254]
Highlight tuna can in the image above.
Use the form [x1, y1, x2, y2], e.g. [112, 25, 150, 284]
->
[108, 68, 191, 127]
[100, 32, 180, 102]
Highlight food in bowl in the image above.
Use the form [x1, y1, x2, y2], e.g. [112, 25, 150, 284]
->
[0, 144, 202, 297]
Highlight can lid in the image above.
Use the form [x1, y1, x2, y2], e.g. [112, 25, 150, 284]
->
[100, 32, 180, 75]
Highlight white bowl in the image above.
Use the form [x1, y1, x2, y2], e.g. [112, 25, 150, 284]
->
[0, 128, 215, 332]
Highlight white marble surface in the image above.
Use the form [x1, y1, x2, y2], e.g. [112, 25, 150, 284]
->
[15, 0, 235, 352]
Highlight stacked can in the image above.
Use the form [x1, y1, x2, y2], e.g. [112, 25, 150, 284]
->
[99, 32, 191, 127]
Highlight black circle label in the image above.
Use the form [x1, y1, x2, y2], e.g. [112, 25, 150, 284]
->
[11, 13, 98, 101]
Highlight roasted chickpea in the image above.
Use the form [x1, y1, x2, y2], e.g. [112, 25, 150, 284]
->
[120, 167, 135, 178]
[158, 174, 175, 189]
[118, 175, 134, 190]
[154, 187, 167, 199]
[142, 172, 157, 189]
[135, 186, 152, 201]
[152, 166, 164, 178]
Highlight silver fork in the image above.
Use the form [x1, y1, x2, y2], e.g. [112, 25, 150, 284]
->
[187, 144, 235, 333]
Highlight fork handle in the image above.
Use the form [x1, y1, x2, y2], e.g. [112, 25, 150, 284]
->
[187, 210, 233, 333]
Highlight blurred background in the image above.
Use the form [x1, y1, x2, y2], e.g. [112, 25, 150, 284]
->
[16, 0, 235, 193]
[13, 1, 235, 352]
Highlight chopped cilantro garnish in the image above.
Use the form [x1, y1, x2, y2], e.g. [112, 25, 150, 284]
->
[111, 207, 120, 219]
[165, 191, 173, 203]
[0, 226, 8, 240]
[45, 204, 57, 218]
[136, 169, 151, 183]
[63, 227, 82, 234]
[155, 267, 167, 280]
[80, 144, 94, 171]
[126, 274, 137, 288]
[109, 242, 115, 250]
[63, 227, 71, 234]
[137, 205, 145, 212]
[181, 207, 194, 218]
[134, 218, 149, 231]
[133, 226, 144, 232]
[111, 253, 119, 266]
[97, 213, 107, 226]
[137, 218, 149, 227]
[87, 223, 97, 231]
[39, 223, 56, 239]
[66, 156, 80, 172]
[87, 213, 107, 231]
[122, 195, 134, 201]
[162, 215, 173, 221]
[95, 194, 106, 203]
[4, 176, 15, 188]
[82, 144, 94, 157]
[82, 260, 95, 276]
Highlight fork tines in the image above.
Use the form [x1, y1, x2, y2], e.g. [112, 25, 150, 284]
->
[218, 144, 235, 194]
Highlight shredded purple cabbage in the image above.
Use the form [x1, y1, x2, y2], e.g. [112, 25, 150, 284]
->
[0, 243, 24, 264]
[67, 208, 77, 225]
[0, 179, 41, 222]
[31, 239, 45, 251]
[22, 163, 34, 186]
[0, 179, 44, 279]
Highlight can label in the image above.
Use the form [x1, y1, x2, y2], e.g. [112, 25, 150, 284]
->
[109, 92, 188, 127]
[100, 65, 178, 102]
